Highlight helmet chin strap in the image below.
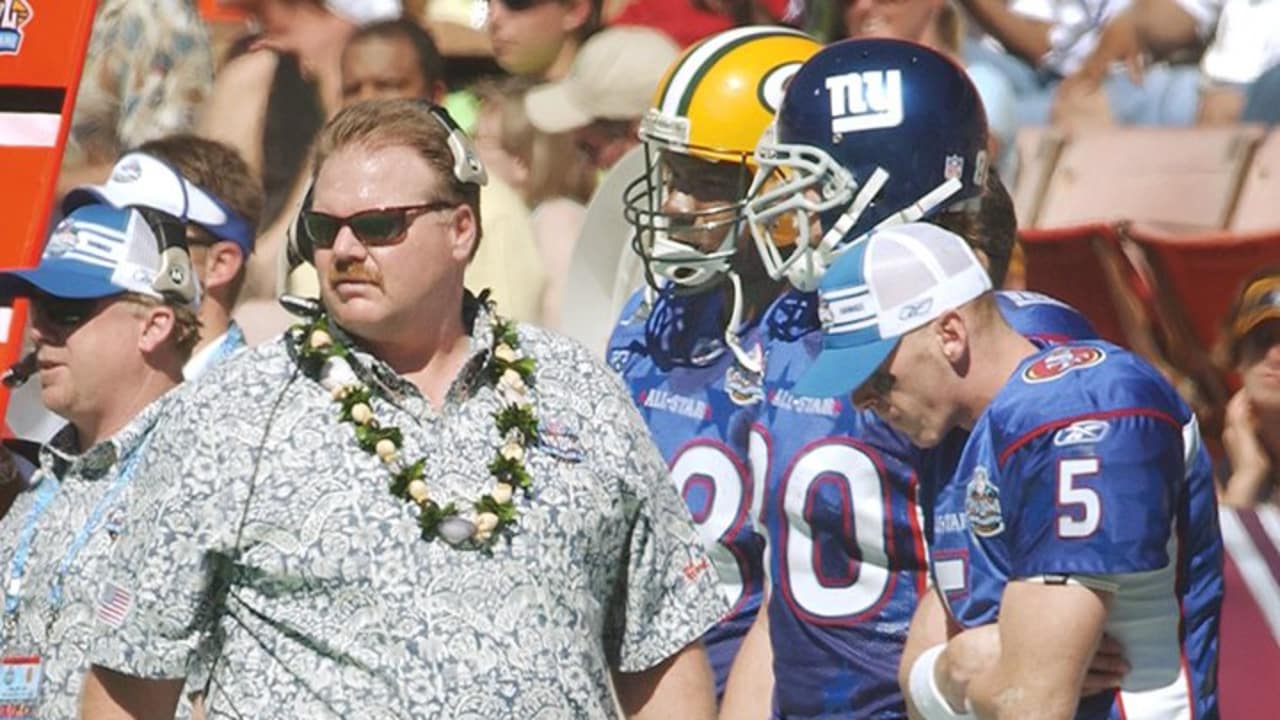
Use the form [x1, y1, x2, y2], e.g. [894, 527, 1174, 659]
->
[723, 271, 764, 375]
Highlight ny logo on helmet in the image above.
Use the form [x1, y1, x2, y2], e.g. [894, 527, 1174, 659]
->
[825, 70, 903, 134]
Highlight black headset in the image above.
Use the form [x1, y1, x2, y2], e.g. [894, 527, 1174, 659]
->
[134, 205, 199, 305]
[287, 102, 488, 266]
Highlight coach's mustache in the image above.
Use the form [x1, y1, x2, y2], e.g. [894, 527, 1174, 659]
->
[328, 264, 382, 285]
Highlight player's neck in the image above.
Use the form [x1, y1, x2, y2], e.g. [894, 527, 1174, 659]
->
[962, 325, 1038, 427]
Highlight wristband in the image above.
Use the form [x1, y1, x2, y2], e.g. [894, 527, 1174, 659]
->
[908, 644, 975, 720]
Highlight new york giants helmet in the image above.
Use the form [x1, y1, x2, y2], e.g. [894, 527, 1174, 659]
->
[745, 38, 989, 291]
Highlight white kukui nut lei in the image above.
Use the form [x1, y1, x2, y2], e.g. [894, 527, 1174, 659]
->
[290, 300, 538, 549]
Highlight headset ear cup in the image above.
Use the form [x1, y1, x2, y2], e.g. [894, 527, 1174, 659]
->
[136, 207, 198, 305]
[289, 184, 316, 266]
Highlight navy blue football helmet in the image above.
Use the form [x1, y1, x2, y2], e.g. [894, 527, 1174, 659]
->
[744, 38, 989, 291]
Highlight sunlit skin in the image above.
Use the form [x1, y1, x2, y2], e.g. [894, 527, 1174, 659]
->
[851, 329, 963, 448]
[486, 0, 584, 79]
[311, 145, 476, 354]
[340, 35, 432, 105]
[1238, 321, 1280, 411]
[30, 295, 173, 451]
[844, 0, 942, 41]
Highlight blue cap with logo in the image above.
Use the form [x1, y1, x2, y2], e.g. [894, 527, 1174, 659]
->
[0, 204, 194, 305]
[793, 222, 992, 398]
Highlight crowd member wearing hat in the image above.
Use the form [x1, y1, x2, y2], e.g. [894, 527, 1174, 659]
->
[1218, 268, 1280, 508]
[796, 222, 1222, 719]
[63, 136, 263, 379]
[487, 0, 600, 80]
[0, 204, 200, 719]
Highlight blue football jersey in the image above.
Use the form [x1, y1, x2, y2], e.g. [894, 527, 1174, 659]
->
[921, 290, 1099, 542]
[607, 286, 767, 697]
[754, 288, 929, 719]
[995, 290, 1099, 345]
[932, 341, 1223, 719]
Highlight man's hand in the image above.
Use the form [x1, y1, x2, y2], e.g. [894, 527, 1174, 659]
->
[1222, 388, 1272, 507]
[1081, 634, 1129, 696]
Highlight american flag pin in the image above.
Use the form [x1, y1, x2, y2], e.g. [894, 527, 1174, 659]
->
[96, 582, 134, 628]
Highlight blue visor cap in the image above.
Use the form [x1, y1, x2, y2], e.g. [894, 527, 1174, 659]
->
[793, 239, 900, 398]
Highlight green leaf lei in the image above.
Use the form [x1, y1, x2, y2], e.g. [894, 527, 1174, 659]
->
[289, 305, 537, 548]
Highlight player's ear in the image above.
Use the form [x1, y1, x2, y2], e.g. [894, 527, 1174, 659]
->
[935, 310, 970, 370]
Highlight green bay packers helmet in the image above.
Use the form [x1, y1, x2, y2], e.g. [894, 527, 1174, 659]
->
[623, 26, 821, 291]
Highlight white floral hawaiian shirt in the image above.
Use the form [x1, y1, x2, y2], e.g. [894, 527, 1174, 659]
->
[90, 301, 727, 718]
[0, 393, 174, 720]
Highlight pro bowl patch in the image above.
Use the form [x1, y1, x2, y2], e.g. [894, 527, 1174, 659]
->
[536, 422, 584, 463]
[965, 466, 1004, 537]
[1022, 346, 1106, 384]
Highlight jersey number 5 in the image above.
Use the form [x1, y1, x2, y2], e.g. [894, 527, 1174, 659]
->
[1057, 457, 1101, 538]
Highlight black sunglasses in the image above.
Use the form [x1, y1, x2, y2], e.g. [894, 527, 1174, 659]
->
[496, 0, 552, 10]
[31, 294, 110, 330]
[302, 201, 458, 250]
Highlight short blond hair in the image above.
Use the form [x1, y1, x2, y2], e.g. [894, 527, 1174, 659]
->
[313, 99, 483, 255]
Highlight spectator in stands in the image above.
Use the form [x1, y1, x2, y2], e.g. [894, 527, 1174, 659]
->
[62, 135, 264, 378]
[486, 0, 600, 79]
[473, 77, 595, 328]
[1130, 0, 1280, 125]
[1218, 268, 1280, 508]
[959, 0, 1200, 129]
[525, 25, 680, 174]
[57, 0, 214, 195]
[305, 19, 549, 323]
[524, 25, 679, 348]
[0, 203, 201, 719]
[198, 0, 401, 302]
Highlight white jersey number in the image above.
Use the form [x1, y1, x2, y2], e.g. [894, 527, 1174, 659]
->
[750, 430, 899, 624]
[670, 441, 754, 610]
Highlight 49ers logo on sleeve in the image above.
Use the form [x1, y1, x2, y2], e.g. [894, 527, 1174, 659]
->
[1022, 346, 1106, 384]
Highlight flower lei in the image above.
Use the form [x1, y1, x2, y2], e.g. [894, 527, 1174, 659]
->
[288, 305, 537, 549]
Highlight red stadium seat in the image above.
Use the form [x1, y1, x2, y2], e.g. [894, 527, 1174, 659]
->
[1019, 223, 1156, 348]
[1034, 126, 1264, 231]
[1125, 226, 1280, 353]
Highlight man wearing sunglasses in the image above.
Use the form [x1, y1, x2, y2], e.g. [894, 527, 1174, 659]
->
[0, 203, 200, 720]
[1218, 268, 1280, 508]
[63, 136, 262, 381]
[487, 0, 600, 80]
[81, 99, 724, 720]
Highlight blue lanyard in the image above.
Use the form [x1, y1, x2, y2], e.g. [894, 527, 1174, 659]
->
[4, 437, 150, 621]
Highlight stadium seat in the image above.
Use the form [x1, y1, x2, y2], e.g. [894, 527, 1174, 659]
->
[1034, 126, 1264, 231]
[1230, 129, 1280, 232]
[1019, 223, 1156, 349]
[1009, 126, 1066, 228]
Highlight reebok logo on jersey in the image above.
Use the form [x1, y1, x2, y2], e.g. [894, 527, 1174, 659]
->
[770, 388, 841, 417]
[1022, 346, 1106, 384]
[1053, 419, 1111, 447]
[825, 70, 903, 134]
[639, 389, 710, 421]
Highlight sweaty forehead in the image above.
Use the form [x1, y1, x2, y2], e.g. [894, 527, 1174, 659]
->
[313, 144, 442, 213]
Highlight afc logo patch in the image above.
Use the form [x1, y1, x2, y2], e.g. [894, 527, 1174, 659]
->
[1022, 346, 1106, 384]
[825, 69, 903, 134]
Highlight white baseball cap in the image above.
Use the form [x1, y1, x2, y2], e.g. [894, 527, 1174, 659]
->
[63, 152, 255, 253]
[524, 26, 681, 134]
[794, 222, 992, 397]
